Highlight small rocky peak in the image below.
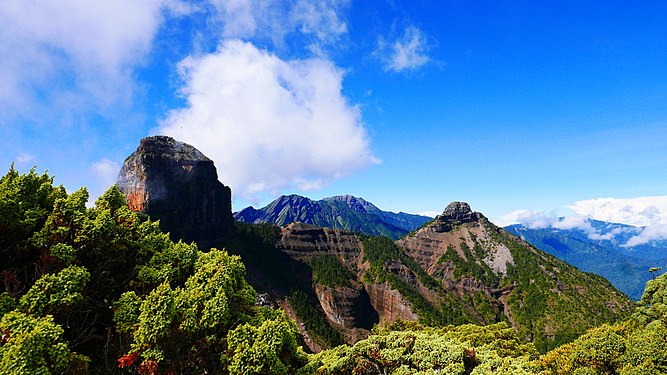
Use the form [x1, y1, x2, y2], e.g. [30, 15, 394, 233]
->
[441, 202, 477, 223]
[117, 136, 233, 249]
[134, 135, 210, 162]
[430, 202, 478, 232]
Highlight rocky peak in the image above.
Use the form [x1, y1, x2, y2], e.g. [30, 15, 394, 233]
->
[428, 201, 479, 233]
[441, 202, 477, 223]
[117, 136, 233, 249]
[134, 135, 210, 162]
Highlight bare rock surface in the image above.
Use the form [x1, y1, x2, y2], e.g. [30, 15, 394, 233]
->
[117, 136, 233, 249]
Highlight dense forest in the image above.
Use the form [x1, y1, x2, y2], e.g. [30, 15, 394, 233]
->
[2, 166, 667, 374]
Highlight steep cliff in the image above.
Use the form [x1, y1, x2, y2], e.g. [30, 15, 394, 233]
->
[260, 203, 634, 353]
[116, 136, 233, 249]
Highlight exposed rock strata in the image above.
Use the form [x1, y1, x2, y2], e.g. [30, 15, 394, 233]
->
[117, 136, 233, 249]
[277, 223, 413, 342]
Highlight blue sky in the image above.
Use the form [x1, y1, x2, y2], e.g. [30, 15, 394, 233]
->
[2, 0, 667, 238]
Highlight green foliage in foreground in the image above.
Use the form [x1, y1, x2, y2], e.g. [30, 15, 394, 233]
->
[2, 166, 667, 374]
[303, 322, 537, 375]
[0, 167, 307, 374]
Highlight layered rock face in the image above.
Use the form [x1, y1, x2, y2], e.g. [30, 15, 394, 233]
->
[272, 203, 633, 352]
[277, 223, 409, 342]
[117, 136, 233, 249]
[397, 201, 633, 351]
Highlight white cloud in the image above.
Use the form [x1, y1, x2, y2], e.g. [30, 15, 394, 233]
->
[209, 0, 348, 51]
[15, 153, 36, 164]
[569, 196, 667, 227]
[0, 0, 190, 121]
[375, 25, 431, 72]
[496, 209, 615, 241]
[499, 196, 667, 247]
[89, 158, 121, 202]
[157, 39, 376, 200]
[625, 223, 667, 247]
[569, 196, 667, 247]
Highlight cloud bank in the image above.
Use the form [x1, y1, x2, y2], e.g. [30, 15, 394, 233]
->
[500, 195, 667, 247]
[157, 39, 377, 200]
[568, 196, 667, 227]
[570, 196, 667, 247]
[500, 210, 618, 241]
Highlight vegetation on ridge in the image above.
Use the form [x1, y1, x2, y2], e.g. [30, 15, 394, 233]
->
[1, 166, 663, 374]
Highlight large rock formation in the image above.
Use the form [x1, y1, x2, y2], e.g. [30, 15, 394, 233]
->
[397, 202, 633, 351]
[116, 136, 233, 249]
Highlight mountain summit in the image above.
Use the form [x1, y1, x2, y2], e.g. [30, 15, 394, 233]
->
[234, 194, 431, 239]
[116, 136, 234, 249]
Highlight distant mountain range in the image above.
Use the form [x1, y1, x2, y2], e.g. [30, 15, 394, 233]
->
[234, 194, 433, 239]
[505, 220, 667, 300]
[235, 193, 667, 300]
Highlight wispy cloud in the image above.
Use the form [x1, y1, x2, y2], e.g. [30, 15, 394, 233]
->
[569, 196, 667, 247]
[157, 39, 377, 200]
[375, 25, 431, 72]
[569, 196, 667, 227]
[209, 0, 349, 53]
[15, 153, 36, 164]
[625, 223, 667, 247]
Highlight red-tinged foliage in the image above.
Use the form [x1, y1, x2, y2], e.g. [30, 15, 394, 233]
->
[138, 360, 159, 375]
[118, 352, 139, 368]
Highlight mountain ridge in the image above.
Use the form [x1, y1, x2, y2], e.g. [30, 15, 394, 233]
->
[114, 137, 634, 354]
[505, 220, 667, 300]
[234, 194, 432, 239]
[255, 201, 634, 353]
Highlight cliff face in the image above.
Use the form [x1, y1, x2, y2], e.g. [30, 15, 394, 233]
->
[268, 203, 633, 353]
[397, 202, 634, 351]
[276, 223, 405, 343]
[116, 136, 233, 249]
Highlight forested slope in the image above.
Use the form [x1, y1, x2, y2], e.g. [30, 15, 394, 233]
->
[2, 166, 666, 374]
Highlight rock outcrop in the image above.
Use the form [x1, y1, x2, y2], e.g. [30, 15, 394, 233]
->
[257, 204, 634, 351]
[117, 136, 233, 249]
[427, 201, 478, 232]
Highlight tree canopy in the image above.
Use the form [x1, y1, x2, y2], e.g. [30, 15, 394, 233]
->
[1, 166, 667, 374]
